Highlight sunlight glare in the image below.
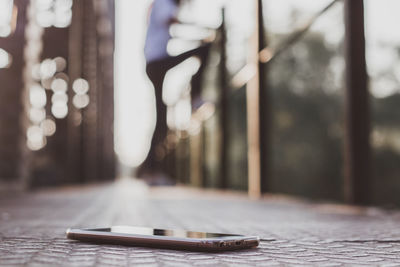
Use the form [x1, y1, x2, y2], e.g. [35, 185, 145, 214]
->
[115, 0, 154, 167]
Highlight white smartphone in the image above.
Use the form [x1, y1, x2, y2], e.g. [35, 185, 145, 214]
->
[66, 225, 260, 251]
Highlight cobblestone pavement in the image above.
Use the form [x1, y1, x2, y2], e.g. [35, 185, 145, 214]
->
[1, 178, 400, 266]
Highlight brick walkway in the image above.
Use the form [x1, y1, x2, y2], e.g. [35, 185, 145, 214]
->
[1, 178, 400, 266]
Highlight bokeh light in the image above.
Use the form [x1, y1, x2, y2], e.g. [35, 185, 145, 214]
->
[36, 9, 54, 28]
[41, 77, 53, 89]
[40, 118, 56, 136]
[24, 40, 42, 61]
[53, 8, 72, 28]
[35, 0, 72, 28]
[35, 0, 53, 10]
[54, 72, 69, 82]
[40, 58, 56, 79]
[29, 84, 47, 108]
[51, 103, 68, 119]
[51, 91, 68, 104]
[72, 94, 90, 109]
[29, 107, 46, 124]
[54, 0, 72, 10]
[0, 0, 14, 37]
[174, 97, 191, 131]
[54, 56, 67, 72]
[0, 48, 12, 68]
[72, 78, 89, 95]
[0, 25, 11, 38]
[27, 125, 46, 151]
[51, 78, 67, 93]
[31, 63, 42, 80]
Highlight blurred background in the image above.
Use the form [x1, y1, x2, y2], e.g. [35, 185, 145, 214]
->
[1, 0, 400, 206]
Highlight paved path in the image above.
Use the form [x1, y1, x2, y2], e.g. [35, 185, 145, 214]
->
[1, 178, 400, 266]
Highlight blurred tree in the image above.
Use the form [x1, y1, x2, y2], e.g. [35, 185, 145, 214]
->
[267, 32, 345, 201]
[372, 93, 400, 205]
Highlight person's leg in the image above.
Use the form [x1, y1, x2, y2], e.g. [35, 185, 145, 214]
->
[140, 45, 211, 174]
[141, 62, 169, 174]
[164, 44, 211, 110]
[164, 43, 211, 72]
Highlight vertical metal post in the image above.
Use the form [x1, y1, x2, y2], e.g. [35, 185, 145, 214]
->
[258, 0, 270, 193]
[94, 0, 116, 180]
[344, 0, 370, 204]
[219, 8, 228, 189]
[82, 0, 99, 182]
[68, 0, 84, 183]
[247, 0, 261, 198]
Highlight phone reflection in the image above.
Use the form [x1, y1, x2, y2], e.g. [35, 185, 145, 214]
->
[109, 226, 239, 238]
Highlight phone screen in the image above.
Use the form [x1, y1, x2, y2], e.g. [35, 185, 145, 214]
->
[93, 226, 240, 239]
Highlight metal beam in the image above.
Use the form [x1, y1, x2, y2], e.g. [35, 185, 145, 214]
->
[258, 0, 270, 193]
[343, 0, 371, 204]
[219, 8, 229, 189]
[247, 0, 262, 199]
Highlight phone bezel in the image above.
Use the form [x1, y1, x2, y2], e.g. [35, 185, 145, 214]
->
[66, 227, 260, 251]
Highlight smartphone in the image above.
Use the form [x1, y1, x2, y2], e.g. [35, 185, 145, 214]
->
[66, 225, 260, 251]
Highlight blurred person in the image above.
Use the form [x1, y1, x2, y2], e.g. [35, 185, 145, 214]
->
[139, 0, 211, 182]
